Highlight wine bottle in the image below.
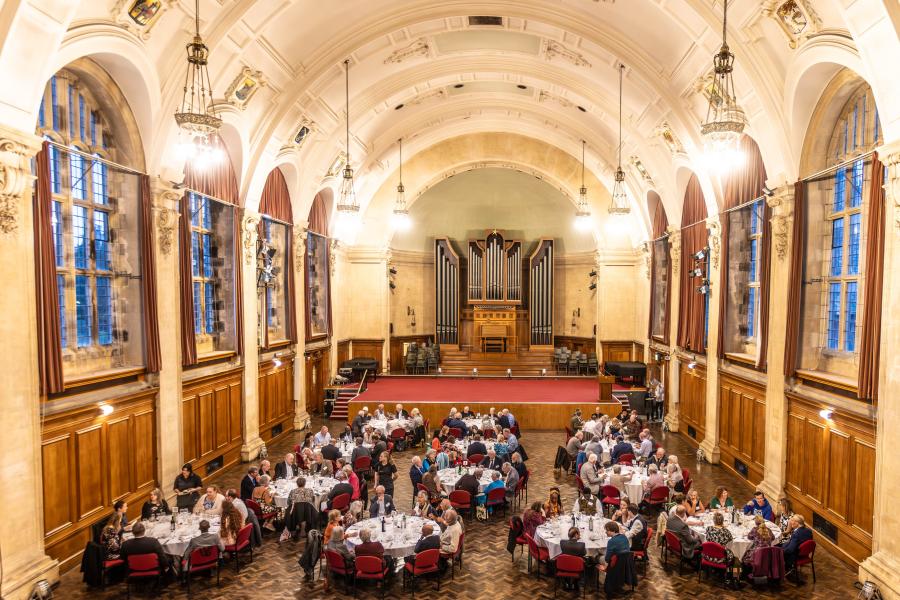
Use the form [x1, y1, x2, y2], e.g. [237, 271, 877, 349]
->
[381, 516, 386, 532]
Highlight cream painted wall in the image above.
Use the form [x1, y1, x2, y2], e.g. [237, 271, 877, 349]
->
[389, 252, 435, 338]
[598, 260, 642, 341]
[555, 256, 599, 338]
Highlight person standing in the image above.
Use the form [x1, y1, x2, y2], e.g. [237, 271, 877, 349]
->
[173, 463, 203, 512]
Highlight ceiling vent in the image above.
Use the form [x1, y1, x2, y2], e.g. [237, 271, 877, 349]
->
[468, 16, 503, 27]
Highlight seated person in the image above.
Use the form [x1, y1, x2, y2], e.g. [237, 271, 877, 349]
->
[455, 468, 481, 502]
[120, 522, 171, 575]
[779, 514, 813, 570]
[641, 464, 665, 494]
[219, 499, 245, 547]
[709, 486, 734, 509]
[607, 464, 632, 498]
[324, 525, 354, 570]
[576, 488, 598, 516]
[611, 500, 646, 551]
[446, 412, 469, 437]
[544, 487, 564, 518]
[354, 527, 394, 569]
[250, 476, 278, 527]
[428, 499, 452, 526]
[598, 521, 630, 573]
[511, 452, 527, 478]
[609, 436, 633, 464]
[182, 519, 225, 565]
[275, 452, 300, 481]
[743, 490, 774, 521]
[99, 513, 124, 560]
[522, 502, 545, 537]
[502, 462, 519, 502]
[466, 435, 487, 459]
[664, 506, 702, 560]
[741, 515, 775, 566]
[327, 471, 355, 508]
[405, 523, 441, 564]
[483, 470, 506, 507]
[421, 465, 441, 500]
[580, 453, 603, 495]
[647, 447, 668, 469]
[412, 490, 432, 517]
[193, 486, 225, 516]
[321, 440, 341, 463]
[439, 510, 463, 567]
[570, 409, 585, 433]
[323, 510, 342, 545]
[480, 449, 503, 471]
[704, 510, 735, 564]
[141, 488, 171, 521]
[460, 406, 475, 418]
[311, 451, 334, 476]
[368, 485, 396, 518]
[313, 426, 332, 446]
[685, 489, 705, 516]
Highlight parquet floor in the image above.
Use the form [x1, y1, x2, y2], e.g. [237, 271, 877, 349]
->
[57, 418, 859, 599]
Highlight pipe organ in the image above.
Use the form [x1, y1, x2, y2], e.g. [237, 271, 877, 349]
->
[434, 238, 459, 345]
[529, 240, 554, 346]
[467, 231, 522, 304]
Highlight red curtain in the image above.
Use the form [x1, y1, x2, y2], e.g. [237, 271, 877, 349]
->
[183, 140, 239, 205]
[676, 174, 709, 353]
[33, 142, 64, 394]
[647, 192, 670, 342]
[139, 175, 162, 372]
[178, 192, 197, 366]
[783, 181, 806, 378]
[308, 190, 330, 235]
[259, 167, 297, 345]
[858, 155, 885, 401]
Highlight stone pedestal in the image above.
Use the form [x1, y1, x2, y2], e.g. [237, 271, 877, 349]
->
[0, 126, 60, 599]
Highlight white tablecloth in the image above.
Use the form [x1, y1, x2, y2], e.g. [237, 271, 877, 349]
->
[366, 418, 413, 437]
[337, 441, 374, 462]
[126, 514, 220, 557]
[452, 440, 498, 456]
[436, 467, 498, 495]
[689, 511, 783, 559]
[580, 437, 613, 464]
[534, 515, 613, 559]
[601, 465, 650, 503]
[270, 475, 338, 510]
[463, 417, 497, 432]
[345, 516, 440, 559]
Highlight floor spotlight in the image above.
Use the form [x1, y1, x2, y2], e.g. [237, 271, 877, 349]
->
[506, 368, 512, 379]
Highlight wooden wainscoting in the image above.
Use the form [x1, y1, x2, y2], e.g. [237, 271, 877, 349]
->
[785, 394, 875, 566]
[717, 372, 766, 484]
[554, 335, 596, 354]
[337, 339, 351, 366]
[351, 338, 384, 365]
[305, 347, 330, 414]
[42, 388, 157, 571]
[600, 340, 644, 363]
[389, 335, 431, 373]
[678, 362, 707, 446]
[182, 367, 244, 477]
[258, 355, 295, 444]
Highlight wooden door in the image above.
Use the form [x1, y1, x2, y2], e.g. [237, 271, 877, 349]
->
[305, 349, 330, 414]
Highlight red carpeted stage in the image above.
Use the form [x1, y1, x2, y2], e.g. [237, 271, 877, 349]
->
[347, 376, 625, 430]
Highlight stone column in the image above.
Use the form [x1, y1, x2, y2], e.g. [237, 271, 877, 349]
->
[0, 126, 60, 598]
[664, 227, 682, 432]
[150, 179, 185, 500]
[859, 141, 900, 598]
[239, 209, 265, 461]
[758, 184, 795, 501]
[292, 223, 310, 431]
[382, 249, 392, 373]
[699, 217, 723, 463]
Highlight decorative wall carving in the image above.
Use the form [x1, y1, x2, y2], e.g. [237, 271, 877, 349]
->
[706, 217, 721, 269]
[0, 134, 42, 235]
[151, 184, 181, 256]
[294, 227, 308, 272]
[110, 0, 174, 39]
[408, 88, 446, 106]
[542, 40, 592, 68]
[883, 151, 900, 230]
[538, 90, 574, 109]
[224, 67, 266, 110]
[762, 0, 822, 48]
[667, 228, 681, 271]
[654, 121, 686, 156]
[384, 38, 430, 64]
[766, 186, 795, 260]
[242, 213, 261, 265]
[330, 239, 339, 277]
[641, 242, 652, 279]
[629, 155, 654, 185]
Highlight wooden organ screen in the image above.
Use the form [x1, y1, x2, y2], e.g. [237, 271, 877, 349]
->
[529, 239, 554, 346]
[435, 238, 459, 345]
[467, 231, 522, 304]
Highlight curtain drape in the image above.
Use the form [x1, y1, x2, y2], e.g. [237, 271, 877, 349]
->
[139, 175, 162, 372]
[234, 206, 244, 357]
[178, 192, 197, 366]
[858, 155, 885, 402]
[259, 167, 297, 345]
[648, 193, 670, 342]
[183, 142, 239, 205]
[756, 198, 773, 370]
[783, 181, 806, 378]
[308, 191, 330, 235]
[33, 141, 64, 395]
[676, 174, 709, 353]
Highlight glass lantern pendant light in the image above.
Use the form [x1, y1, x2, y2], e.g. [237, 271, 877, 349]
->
[391, 138, 411, 230]
[574, 140, 592, 230]
[336, 59, 359, 215]
[608, 63, 630, 215]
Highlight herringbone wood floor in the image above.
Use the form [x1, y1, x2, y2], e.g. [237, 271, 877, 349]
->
[57, 418, 858, 599]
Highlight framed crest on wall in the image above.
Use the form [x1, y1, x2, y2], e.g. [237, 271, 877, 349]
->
[111, 0, 172, 38]
[225, 67, 267, 109]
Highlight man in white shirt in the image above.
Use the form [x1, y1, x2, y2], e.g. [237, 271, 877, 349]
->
[580, 453, 603, 495]
[638, 431, 654, 459]
[439, 509, 462, 560]
[313, 426, 331, 446]
[225, 489, 248, 521]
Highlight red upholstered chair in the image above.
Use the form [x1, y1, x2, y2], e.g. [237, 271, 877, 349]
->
[554, 554, 585, 597]
[245, 498, 276, 527]
[699, 541, 729, 587]
[448, 427, 463, 439]
[125, 553, 161, 598]
[600, 485, 621, 517]
[353, 455, 372, 475]
[795, 539, 817, 583]
[647, 485, 670, 512]
[510, 517, 527, 563]
[524, 533, 551, 579]
[467, 453, 484, 465]
[617, 453, 636, 466]
[484, 428, 496, 439]
[100, 558, 124, 588]
[522, 469, 532, 501]
[182, 545, 220, 593]
[223, 523, 253, 571]
[324, 549, 354, 592]
[440, 531, 465, 579]
[354, 555, 389, 598]
[486, 487, 508, 517]
[330, 492, 352, 513]
[403, 548, 441, 595]
[449, 490, 473, 520]
[663, 530, 691, 575]
[633, 527, 653, 574]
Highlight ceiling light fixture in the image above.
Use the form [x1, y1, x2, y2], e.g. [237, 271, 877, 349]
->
[575, 139, 592, 231]
[391, 138, 411, 231]
[700, 0, 746, 170]
[174, 0, 223, 169]
[608, 63, 630, 215]
[335, 59, 361, 240]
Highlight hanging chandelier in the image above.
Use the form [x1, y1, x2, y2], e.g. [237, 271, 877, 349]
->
[700, 0, 746, 165]
[174, 0, 223, 168]
[575, 139, 592, 231]
[336, 59, 359, 215]
[391, 138, 411, 230]
[608, 63, 630, 215]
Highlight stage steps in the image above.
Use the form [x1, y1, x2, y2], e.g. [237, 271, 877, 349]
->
[330, 387, 357, 420]
[438, 347, 565, 376]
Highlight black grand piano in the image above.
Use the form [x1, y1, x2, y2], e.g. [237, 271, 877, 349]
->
[339, 357, 378, 383]
[604, 361, 647, 387]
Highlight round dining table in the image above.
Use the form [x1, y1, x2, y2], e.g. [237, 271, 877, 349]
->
[601, 465, 650, 503]
[270, 474, 339, 510]
[345, 515, 440, 559]
[689, 510, 783, 559]
[436, 467, 498, 495]
[534, 515, 614, 559]
[126, 512, 221, 557]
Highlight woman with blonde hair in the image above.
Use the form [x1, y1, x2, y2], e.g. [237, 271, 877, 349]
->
[775, 497, 794, 534]
[741, 514, 775, 566]
[219, 499, 244, 546]
[685, 489, 705, 516]
[99, 512, 124, 560]
[323, 509, 342, 544]
[141, 487, 170, 521]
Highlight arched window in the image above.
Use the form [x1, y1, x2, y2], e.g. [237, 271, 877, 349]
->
[258, 167, 296, 347]
[35, 65, 146, 384]
[305, 190, 332, 341]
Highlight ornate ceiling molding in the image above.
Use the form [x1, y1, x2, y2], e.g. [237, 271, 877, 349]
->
[629, 155, 654, 185]
[653, 121, 686, 157]
[110, 0, 175, 41]
[761, 0, 823, 49]
[542, 40, 592, 68]
[538, 89, 574, 110]
[223, 67, 267, 110]
[0, 129, 42, 236]
[384, 38, 431, 64]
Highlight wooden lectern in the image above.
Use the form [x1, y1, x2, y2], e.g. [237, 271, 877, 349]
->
[598, 375, 615, 402]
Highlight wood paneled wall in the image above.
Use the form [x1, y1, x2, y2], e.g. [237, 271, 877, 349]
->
[678, 362, 706, 445]
[717, 372, 766, 483]
[554, 335, 596, 354]
[182, 367, 244, 476]
[42, 389, 157, 570]
[601, 340, 643, 363]
[389, 335, 431, 373]
[785, 394, 875, 565]
[351, 338, 384, 365]
[258, 355, 295, 443]
[305, 347, 330, 414]
[337, 339, 350, 366]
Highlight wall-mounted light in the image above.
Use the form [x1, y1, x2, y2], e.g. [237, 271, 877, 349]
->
[589, 270, 597, 278]
[472, 368, 478, 378]
[438, 367, 442, 375]
[389, 267, 397, 275]
[697, 280, 711, 295]
[689, 268, 704, 278]
[506, 368, 512, 379]
[99, 403, 114, 416]
[818, 408, 834, 420]
[692, 247, 709, 261]
[687, 356, 698, 369]
[541, 368, 546, 377]
[589, 282, 597, 291]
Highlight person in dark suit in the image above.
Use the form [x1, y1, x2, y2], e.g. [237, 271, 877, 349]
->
[371, 435, 387, 462]
[120, 522, 171, 575]
[368, 485, 396, 517]
[321, 441, 341, 462]
[240, 467, 258, 501]
[409, 457, 425, 492]
[780, 515, 813, 569]
[405, 524, 440, 564]
[647, 447, 668, 469]
[460, 406, 475, 418]
[665, 506, 701, 559]
[498, 412, 512, 430]
[327, 471, 354, 508]
[351, 410, 366, 437]
[610, 436, 634, 464]
[394, 404, 410, 419]
[455, 468, 481, 501]
[446, 413, 469, 437]
[480, 449, 504, 471]
[560, 526, 587, 558]
[466, 436, 487, 458]
[350, 438, 371, 467]
[274, 453, 300, 480]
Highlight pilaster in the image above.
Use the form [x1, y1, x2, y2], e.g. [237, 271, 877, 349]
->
[0, 126, 60, 599]
[758, 184, 795, 502]
[150, 178, 184, 502]
[240, 209, 264, 461]
[292, 223, 310, 431]
[700, 216, 722, 463]
[664, 227, 681, 432]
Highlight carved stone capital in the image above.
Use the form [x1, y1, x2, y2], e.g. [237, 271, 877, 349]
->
[766, 184, 795, 261]
[241, 211, 261, 266]
[877, 139, 900, 229]
[641, 241, 652, 279]
[293, 227, 308, 272]
[706, 216, 721, 270]
[542, 40, 592, 68]
[330, 238, 339, 277]
[666, 227, 681, 271]
[384, 38, 430, 64]
[0, 127, 42, 236]
[150, 179, 181, 257]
